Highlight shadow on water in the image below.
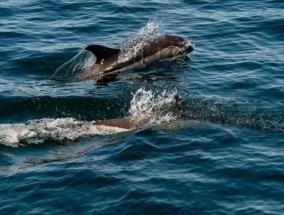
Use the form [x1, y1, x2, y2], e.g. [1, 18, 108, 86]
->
[178, 97, 284, 134]
[0, 130, 134, 171]
[24, 131, 133, 165]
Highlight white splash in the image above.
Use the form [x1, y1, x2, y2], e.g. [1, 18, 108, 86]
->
[52, 50, 96, 80]
[118, 17, 165, 63]
[128, 87, 178, 125]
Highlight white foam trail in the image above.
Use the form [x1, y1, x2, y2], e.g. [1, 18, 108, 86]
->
[129, 87, 178, 125]
[118, 17, 165, 63]
[0, 118, 125, 147]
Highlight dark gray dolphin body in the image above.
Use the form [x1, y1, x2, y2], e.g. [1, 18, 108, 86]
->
[76, 35, 194, 81]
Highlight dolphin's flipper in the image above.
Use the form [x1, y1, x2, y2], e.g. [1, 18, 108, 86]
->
[85, 45, 120, 64]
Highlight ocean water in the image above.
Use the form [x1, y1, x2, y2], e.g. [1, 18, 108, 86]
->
[0, 0, 284, 214]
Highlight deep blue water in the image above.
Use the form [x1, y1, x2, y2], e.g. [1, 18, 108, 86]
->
[0, 0, 284, 214]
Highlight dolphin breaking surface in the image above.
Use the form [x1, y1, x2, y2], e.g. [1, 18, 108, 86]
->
[0, 88, 178, 147]
[52, 19, 194, 81]
[76, 35, 194, 81]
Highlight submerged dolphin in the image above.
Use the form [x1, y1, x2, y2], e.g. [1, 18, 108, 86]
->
[95, 95, 184, 132]
[76, 35, 194, 81]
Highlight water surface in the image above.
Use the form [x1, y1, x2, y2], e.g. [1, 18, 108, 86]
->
[0, 1, 283, 214]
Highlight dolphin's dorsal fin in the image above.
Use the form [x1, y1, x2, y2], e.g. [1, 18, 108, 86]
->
[85, 45, 119, 64]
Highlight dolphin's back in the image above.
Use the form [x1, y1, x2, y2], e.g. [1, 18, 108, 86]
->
[95, 117, 134, 129]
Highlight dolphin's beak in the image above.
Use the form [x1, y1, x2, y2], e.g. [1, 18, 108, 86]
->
[186, 44, 194, 53]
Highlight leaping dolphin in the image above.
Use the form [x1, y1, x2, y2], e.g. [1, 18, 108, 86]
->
[76, 35, 194, 81]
